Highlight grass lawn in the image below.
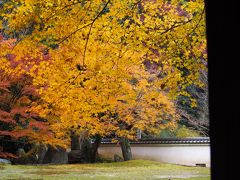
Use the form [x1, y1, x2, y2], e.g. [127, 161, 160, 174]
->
[0, 160, 210, 180]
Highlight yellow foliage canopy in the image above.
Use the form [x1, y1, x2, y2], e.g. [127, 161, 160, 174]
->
[0, 0, 207, 143]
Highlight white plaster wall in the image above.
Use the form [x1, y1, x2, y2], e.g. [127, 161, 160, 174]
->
[98, 144, 211, 167]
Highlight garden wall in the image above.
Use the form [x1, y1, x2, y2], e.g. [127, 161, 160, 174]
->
[98, 138, 210, 167]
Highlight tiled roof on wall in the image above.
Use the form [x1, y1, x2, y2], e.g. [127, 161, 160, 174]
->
[101, 137, 210, 144]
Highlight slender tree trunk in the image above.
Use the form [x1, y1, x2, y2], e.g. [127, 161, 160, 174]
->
[90, 135, 102, 163]
[120, 137, 132, 161]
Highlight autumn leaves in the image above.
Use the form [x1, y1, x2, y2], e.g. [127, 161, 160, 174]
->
[0, 0, 206, 148]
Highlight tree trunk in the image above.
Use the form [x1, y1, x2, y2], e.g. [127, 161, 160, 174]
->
[120, 137, 132, 161]
[70, 133, 80, 150]
[80, 137, 92, 162]
[90, 135, 102, 163]
[68, 133, 82, 164]
[69, 133, 102, 163]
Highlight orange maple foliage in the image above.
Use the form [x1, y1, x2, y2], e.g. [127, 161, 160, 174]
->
[0, 0, 207, 147]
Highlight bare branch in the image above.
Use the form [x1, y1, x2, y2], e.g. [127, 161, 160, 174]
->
[180, 6, 205, 44]
[57, 0, 111, 66]
[82, 0, 111, 66]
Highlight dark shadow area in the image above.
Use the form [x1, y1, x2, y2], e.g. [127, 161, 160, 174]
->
[205, 0, 238, 179]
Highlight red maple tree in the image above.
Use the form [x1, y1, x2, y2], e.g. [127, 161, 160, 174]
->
[0, 35, 50, 159]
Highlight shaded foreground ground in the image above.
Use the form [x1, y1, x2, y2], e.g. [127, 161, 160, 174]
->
[0, 160, 210, 180]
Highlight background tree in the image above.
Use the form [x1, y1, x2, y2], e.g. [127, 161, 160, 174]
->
[176, 69, 209, 136]
[0, 35, 64, 160]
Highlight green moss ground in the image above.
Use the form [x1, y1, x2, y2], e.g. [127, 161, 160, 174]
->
[0, 160, 210, 180]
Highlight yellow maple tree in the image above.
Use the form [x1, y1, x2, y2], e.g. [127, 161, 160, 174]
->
[0, 0, 207, 159]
